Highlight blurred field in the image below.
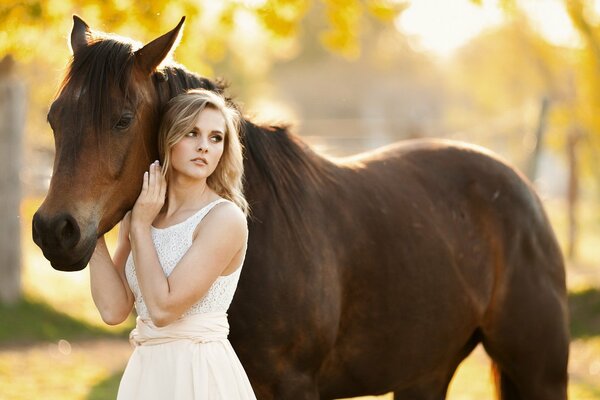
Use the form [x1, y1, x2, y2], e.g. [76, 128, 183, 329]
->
[1, 195, 599, 399]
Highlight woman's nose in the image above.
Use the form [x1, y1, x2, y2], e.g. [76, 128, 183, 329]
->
[196, 138, 209, 152]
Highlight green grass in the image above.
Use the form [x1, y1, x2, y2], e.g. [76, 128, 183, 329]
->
[87, 371, 123, 400]
[0, 296, 131, 346]
[570, 288, 600, 339]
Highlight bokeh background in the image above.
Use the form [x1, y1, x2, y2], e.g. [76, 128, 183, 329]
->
[1, 0, 600, 398]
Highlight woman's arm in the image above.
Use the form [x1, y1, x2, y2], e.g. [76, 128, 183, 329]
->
[130, 203, 247, 327]
[129, 161, 247, 327]
[89, 211, 134, 325]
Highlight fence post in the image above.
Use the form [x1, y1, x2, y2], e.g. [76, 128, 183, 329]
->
[0, 55, 26, 304]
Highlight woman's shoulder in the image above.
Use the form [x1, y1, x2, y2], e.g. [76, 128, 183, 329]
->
[192, 198, 247, 241]
[206, 198, 247, 228]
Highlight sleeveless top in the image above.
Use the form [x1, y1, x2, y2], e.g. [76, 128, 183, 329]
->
[125, 198, 245, 320]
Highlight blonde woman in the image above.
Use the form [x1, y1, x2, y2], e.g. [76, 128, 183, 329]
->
[89, 89, 256, 399]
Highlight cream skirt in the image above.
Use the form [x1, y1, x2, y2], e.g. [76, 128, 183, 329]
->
[116, 312, 257, 400]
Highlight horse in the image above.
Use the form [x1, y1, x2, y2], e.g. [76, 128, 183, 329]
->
[32, 16, 569, 399]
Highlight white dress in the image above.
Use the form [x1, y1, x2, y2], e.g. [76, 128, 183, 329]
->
[118, 198, 256, 400]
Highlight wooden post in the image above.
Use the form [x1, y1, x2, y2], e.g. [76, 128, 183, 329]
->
[526, 96, 550, 182]
[0, 55, 25, 304]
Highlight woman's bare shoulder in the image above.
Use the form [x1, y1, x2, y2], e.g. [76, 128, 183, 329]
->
[193, 200, 247, 240]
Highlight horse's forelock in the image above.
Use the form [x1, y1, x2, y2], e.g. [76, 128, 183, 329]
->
[58, 37, 138, 138]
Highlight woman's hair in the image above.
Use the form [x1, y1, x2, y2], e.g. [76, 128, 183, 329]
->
[158, 89, 248, 215]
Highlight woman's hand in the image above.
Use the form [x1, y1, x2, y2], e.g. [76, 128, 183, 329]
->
[131, 160, 167, 229]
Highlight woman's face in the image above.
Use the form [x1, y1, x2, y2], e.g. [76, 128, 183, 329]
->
[169, 107, 226, 182]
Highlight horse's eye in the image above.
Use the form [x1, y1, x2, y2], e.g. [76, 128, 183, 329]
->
[114, 113, 134, 130]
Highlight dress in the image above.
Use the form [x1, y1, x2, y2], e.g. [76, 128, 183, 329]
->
[118, 198, 256, 400]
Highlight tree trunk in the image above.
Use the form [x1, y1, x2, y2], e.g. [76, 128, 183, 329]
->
[526, 96, 550, 182]
[0, 55, 25, 304]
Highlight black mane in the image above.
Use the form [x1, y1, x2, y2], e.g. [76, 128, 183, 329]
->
[153, 65, 226, 111]
[57, 35, 227, 136]
[58, 37, 136, 138]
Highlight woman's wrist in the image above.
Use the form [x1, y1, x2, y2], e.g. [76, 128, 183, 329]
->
[130, 221, 152, 236]
[90, 237, 112, 267]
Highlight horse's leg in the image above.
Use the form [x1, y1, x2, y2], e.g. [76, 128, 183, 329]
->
[392, 335, 480, 400]
[393, 383, 445, 400]
[272, 370, 320, 400]
[247, 363, 319, 400]
[480, 233, 569, 400]
[392, 375, 451, 400]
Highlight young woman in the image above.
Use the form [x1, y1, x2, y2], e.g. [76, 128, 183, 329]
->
[89, 89, 256, 399]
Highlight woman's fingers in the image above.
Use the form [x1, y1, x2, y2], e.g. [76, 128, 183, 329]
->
[142, 171, 148, 194]
[159, 168, 167, 200]
[149, 162, 156, 196]
[138, 161, 165, 207]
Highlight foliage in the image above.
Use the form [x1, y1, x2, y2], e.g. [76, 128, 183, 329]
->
[456, 0, 600, 194]
[0, 1, 407, 67]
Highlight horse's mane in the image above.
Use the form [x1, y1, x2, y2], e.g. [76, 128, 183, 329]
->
[57, 37, 136, 140]
[154, 65, 226, 113]
[240, 121, 335, 222]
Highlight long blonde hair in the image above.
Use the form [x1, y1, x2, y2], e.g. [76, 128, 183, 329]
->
[158, 89, 248, 215]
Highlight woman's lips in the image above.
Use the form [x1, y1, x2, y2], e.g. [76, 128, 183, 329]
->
[192, 158, 207, 166]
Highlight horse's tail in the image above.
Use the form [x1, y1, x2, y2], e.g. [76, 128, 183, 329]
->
[491, 362, 521, 400]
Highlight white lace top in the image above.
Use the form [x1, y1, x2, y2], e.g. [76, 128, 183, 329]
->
[125, 198, 245, 320]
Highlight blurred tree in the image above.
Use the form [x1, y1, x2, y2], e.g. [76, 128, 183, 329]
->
[0, 55, 25, 304]
[563, 0, 600, 187]
[0, 0, 408, 73]
[0, 1, 409, 191]
[468, 0, 600, 259]
[445, 19, 566, 164]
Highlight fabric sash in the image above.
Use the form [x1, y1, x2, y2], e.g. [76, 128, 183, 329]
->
[129, 311, 229, 346]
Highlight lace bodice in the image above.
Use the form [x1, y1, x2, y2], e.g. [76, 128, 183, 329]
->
[125, 198, 245, 320]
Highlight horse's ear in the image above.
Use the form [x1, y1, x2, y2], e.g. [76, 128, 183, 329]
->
[134, 17, 185, 75]
[70, 15, 92, 55]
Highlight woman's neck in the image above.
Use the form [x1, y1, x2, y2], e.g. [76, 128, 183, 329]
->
[163, 175, 214, 216]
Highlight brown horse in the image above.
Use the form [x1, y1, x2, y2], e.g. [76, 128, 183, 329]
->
[33, 17, 569, 399]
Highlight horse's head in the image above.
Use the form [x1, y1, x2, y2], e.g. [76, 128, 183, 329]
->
[32, 16, 185, 271]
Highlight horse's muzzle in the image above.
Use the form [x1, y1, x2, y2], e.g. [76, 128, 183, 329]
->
[32, 210, 95, 271]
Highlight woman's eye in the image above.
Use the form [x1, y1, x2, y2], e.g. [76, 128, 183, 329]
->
[186, 131, 197, 137]
[211, 135, 223, 143]
[114, 113, 134, 130]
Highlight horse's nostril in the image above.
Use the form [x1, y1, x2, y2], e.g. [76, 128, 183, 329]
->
[55, 214, 80, 250]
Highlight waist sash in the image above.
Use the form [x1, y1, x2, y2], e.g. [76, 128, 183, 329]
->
[129, 311, 229, 346]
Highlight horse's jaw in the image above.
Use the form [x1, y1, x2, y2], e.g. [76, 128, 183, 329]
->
[49, 245, 94, 271]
